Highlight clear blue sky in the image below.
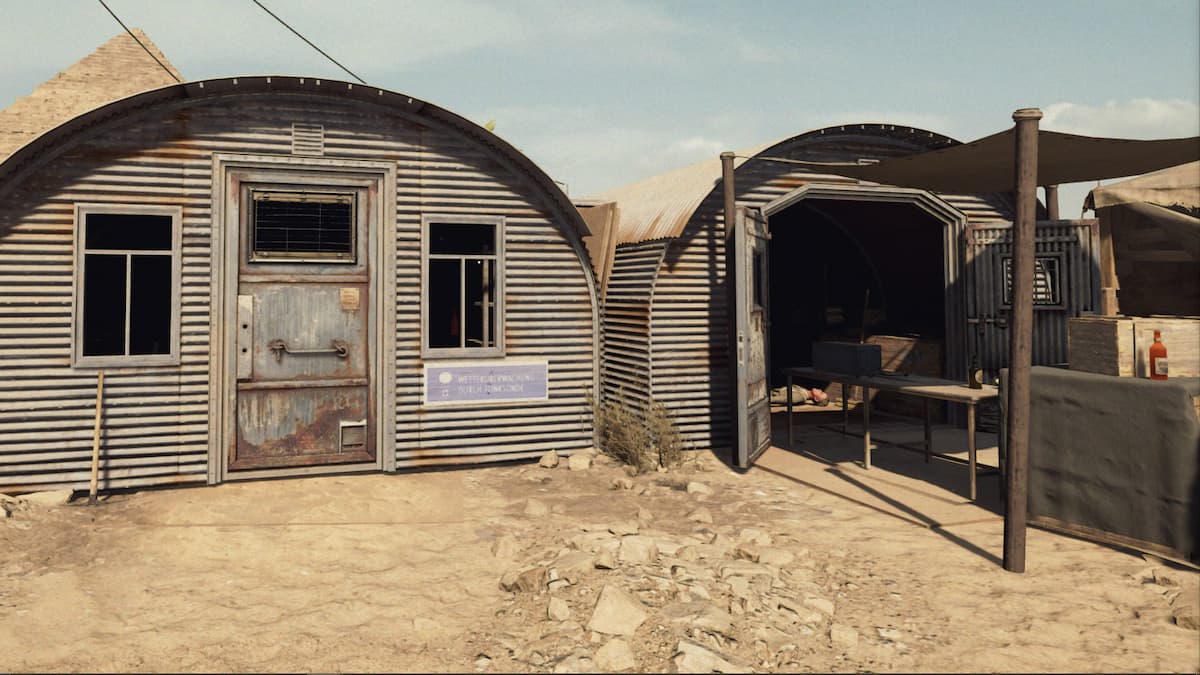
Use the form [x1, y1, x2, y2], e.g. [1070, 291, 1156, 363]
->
[2, 0, 1197, 212]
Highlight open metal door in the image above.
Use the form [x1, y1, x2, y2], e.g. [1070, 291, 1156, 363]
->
[732, 206, 771, 469]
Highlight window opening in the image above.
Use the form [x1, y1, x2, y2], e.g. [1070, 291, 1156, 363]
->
[250, 189, 355, 261]
[1002, 254, 1063, 307]
[425, 220, 501, 353]
[77, 209, 176, 361]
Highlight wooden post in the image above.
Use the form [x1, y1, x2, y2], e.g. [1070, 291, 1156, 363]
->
[1098, 213, 1120, 315]
[88, 370, 105, 505]
[721, 152, 737, 466]
[1004, 108, 1041, 573]
[1044, 184, 1060, 221]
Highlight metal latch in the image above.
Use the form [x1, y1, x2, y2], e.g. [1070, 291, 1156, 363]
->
[268, 338, 349, 363]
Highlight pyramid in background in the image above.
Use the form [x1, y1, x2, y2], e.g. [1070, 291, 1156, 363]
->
[0, 28, 183, 161]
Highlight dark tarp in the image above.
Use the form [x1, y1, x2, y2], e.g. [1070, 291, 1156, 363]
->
[1002, 366, 1200, 562]
[827, 130, 1200, 193]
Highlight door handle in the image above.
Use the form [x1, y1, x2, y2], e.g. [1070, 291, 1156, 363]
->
[268, 339, 349, 363]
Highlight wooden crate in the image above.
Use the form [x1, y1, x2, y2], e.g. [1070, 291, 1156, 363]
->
[1069, 316, 1135, 377]
[1069, 315, 1199, 378]
[1132, 317, 1200, 378]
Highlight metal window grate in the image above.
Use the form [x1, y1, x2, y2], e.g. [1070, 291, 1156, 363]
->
[250, 189, 355, 262]
[292, 123, 325, 156]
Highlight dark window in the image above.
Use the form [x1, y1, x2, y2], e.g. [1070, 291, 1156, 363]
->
[250, 190, 355, 261]
[1002, 255, 1063, 307]
[78, 210, 176, 360]
[425, 221, 500, 353]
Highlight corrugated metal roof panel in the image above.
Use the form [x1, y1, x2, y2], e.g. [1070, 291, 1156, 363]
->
[591, 140, 772, 245]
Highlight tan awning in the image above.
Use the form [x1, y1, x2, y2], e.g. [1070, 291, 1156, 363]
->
[825, 130, 1200, 193]
[1084, 161, 1199, 211]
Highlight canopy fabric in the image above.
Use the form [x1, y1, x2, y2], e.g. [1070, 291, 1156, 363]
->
[826, 129, 1200, 193]
[1084, 161, 1200, 211]
[1122, 201, 1200, 260]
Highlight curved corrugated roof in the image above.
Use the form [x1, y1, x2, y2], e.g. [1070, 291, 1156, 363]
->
[590, 139, 773, 245]
[590, 123, 963, 245]
[0, 76, 590, 248]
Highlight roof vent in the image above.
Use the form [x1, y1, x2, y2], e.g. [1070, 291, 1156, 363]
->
[292, 123, 325, 156]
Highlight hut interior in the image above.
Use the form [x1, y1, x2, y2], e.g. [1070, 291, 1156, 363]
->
[767, 198, 949, 412]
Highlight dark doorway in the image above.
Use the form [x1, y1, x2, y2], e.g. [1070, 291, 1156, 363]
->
[767, 198, 948, 396]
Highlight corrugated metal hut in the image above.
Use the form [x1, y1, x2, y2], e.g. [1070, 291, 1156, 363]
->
[583, 124, 1099, 466]
[0, 67, 598, 491]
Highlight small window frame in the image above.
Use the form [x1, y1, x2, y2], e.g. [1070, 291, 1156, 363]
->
[247, 188, 358, 264]
[72, 203, 183, 368]
[420, 214, 505, 359]
[1000, 253, 1066, 310]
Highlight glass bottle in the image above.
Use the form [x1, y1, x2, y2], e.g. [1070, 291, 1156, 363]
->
[968, 354, 983, 389]
[1149, 329, 1168, 380]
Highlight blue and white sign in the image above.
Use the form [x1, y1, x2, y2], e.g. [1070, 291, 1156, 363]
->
[424, 360, 549, 405]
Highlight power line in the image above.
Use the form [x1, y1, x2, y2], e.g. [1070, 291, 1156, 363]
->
[97, 0, 182, 83]
[250, 0, 367, 85]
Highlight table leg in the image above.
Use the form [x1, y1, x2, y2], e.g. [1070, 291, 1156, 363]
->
[967, 402, 977, 501]
[842, 384, 849, 435]
[862, 386, 871, 470]
[923, 399, 932, 463]
[787, 373, 794, 450]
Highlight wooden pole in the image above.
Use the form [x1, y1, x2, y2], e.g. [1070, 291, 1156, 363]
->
[721, 152, 737, 467]
[1098, 214, 1120, 316]
[1004, 108, 1042, 573]
[88, 370, 105, 505]
[1044, 184, 1060, 221]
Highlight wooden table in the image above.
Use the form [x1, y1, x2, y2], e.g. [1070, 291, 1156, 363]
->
[784, 366, 1001, 500]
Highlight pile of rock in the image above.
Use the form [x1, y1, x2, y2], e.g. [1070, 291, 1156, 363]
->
[489, 511, 854, 673]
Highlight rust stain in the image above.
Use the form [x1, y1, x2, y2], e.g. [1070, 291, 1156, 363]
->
[233, 399, 371, 470]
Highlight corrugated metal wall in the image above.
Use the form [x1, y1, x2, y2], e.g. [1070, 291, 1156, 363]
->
[0, 90, 596, 491]
[602, 240, 667, 408]
[644, 128, 1014, 452]
[966, 220, 1100, 380]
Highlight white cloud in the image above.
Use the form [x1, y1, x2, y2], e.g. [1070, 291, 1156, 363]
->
[667, 136, 726, 157]
[1042, 98, 1200, 139]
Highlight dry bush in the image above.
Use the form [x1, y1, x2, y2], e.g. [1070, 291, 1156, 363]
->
[589, 389, 685, 473]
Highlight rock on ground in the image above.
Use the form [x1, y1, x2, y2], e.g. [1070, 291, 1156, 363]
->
[587, 585, 647, 636]
[21, 489, 74, 507]
[594, 549, 618, 570]
[594, 638, 636, 672]
[1172, 587, 1199, 630]
[500, 566, 548, 593]
[568, 454, 592, 471]
[686, 482, 713, 497]
[673, 639, 752, 673]
[548, 596, 571, 622]
[618, 536, 659, 564]
[539, 450, 560, 468]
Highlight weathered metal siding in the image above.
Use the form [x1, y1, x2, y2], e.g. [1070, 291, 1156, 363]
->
[0, 134, 212, 491]
[966, 220, 1100, 380]
[0, 89, 596, 490]
[394, 128, 596, 467]
[602, 240, 667, 408]
[648, 128, 1014, 452]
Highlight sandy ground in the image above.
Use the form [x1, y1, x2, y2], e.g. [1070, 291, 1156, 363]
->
[2, 449, 1197, 673]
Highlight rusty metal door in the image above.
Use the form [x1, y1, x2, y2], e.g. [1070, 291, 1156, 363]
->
[230, 186, 376, 470]
[966, 220, 1100, 382]
[733, 206, 771, 469]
